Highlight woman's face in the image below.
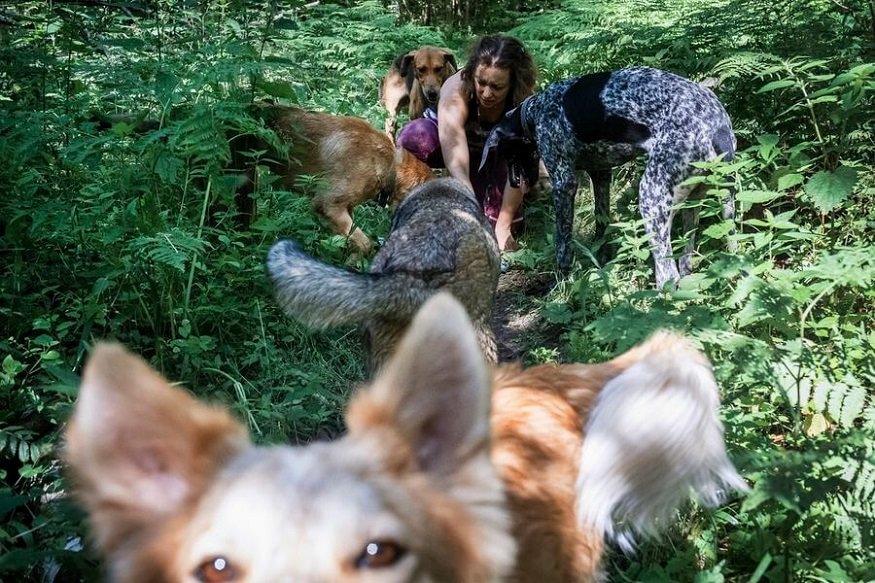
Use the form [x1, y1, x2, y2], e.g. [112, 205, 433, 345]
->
[474, 63, 511, 112]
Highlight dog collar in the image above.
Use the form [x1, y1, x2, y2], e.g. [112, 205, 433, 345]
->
[519, 96, 535, 141]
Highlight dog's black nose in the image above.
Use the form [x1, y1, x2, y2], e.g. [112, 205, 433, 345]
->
[425, 90, 439, 103]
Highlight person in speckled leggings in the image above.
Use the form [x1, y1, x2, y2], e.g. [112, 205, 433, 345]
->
[396, 35, 538, 252]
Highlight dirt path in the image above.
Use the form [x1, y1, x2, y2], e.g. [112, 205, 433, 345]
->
[491, 268, 564, 363]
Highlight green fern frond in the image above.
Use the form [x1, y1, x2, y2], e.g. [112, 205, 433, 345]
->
[712, 52, 782, 81]
[128, 228, 210, 272]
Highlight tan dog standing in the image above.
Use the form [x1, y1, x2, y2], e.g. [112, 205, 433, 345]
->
[379, 46, 457, 140]
[65, 293, 747, 582]
[246, 105, 433, 255]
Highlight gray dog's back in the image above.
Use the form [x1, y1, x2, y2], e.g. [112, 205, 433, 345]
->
[268, 178, 500, 370]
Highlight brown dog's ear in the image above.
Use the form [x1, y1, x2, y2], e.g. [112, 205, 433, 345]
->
[399, 50, 417, 77]
[65, 343, 250, 553]
[346, 293, 491, 476]
[443, 51, 458, 73]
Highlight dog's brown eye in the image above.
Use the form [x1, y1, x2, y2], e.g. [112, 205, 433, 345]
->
[194, 556, 239, 582]
[355, 540, 407, 569]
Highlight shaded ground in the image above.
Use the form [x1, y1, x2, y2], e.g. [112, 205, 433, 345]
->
[491, 267, 566, 363]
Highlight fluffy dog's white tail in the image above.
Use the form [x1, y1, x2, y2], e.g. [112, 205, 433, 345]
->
[576, 332, 748, 553]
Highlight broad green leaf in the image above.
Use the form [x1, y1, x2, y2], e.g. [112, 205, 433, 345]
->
[756, 134, 780, 147]
[796, 59, 829, 72]
[737, 189, 783, 204]
[2, 356, 24, 377]
[848, 63, 875, 75]
[777, 172, 804, 190]
[256, 80, 299, 100]
[808, 95, 838, 105]
[702, 220, 735, 239]
[758, 79, 796, 93]
[804, 412, 829, 437]
[804, 166, 858, 213]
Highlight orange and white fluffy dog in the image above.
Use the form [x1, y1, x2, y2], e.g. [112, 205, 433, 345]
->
[65, 294, 747, 582]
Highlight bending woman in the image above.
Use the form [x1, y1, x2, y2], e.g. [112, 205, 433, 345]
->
[397, 35, 537, 251]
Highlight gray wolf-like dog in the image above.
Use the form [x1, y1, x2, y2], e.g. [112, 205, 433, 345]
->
[379, 46, 457, 140]
[481, 67, 737, 287]
[65, 293, 747, 582]
[267, 177, 500, 370]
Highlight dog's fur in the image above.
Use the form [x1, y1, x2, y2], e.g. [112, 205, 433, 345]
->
[481, 67, 737, 287]
[379, 46, 457, 140]
[267, 178, 500, 370]
[65, 293, 747, 582]
[249, 105, 433, 254]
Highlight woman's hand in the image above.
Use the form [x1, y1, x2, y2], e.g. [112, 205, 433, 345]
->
[494, 181, 525, 251]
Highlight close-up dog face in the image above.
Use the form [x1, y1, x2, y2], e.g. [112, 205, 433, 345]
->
[400, 47, 457, 105]
[167, 443, 480, 582]
[65, 295, 514, 582]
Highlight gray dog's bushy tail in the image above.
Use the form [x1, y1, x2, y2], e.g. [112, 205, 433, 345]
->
[267, 240, 431, 329]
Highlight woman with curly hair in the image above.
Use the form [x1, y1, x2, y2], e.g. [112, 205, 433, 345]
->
[397, 35, 537, 251]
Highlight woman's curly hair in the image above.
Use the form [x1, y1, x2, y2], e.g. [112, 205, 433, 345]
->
[460, 35, 536, 108]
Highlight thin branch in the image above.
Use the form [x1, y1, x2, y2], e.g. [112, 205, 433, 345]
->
[50, 0, 154, 17]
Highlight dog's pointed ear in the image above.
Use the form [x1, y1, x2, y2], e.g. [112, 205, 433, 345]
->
[479, 109, 521, 173]
[65, 343, 250, 552]
[346, 293, 491, 476]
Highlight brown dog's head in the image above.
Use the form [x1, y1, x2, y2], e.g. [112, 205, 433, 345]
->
[391, 147, 434, 207]
[399, 46, 457, 108]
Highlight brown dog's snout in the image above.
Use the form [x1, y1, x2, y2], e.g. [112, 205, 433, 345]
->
[423, 87, 440, 103]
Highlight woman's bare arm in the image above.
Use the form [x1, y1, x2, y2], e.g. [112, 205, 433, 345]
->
[437, 72, 474, 191]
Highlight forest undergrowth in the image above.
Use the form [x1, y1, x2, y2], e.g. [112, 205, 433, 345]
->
[0, 0, 873, 580]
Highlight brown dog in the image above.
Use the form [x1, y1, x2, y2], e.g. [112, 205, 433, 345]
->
[248, 105, 433, 254]
[379, 46, 457, 140]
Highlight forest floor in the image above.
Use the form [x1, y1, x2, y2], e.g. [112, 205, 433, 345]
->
[490, 267, 564, 363]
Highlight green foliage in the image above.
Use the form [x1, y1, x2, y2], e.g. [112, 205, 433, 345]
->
[0, 0, 873, 581]
[510, 1, 875, 580]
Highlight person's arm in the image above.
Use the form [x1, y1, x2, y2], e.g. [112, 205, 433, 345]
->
[437, 72, 474, 191]
[494, 178, 526, 251]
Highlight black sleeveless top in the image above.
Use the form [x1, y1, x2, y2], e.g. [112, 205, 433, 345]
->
[464, 93, 513, 156]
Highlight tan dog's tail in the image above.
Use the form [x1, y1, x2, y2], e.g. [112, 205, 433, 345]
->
[267, 240, 432, 329]
[575, 332, 748, 553]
